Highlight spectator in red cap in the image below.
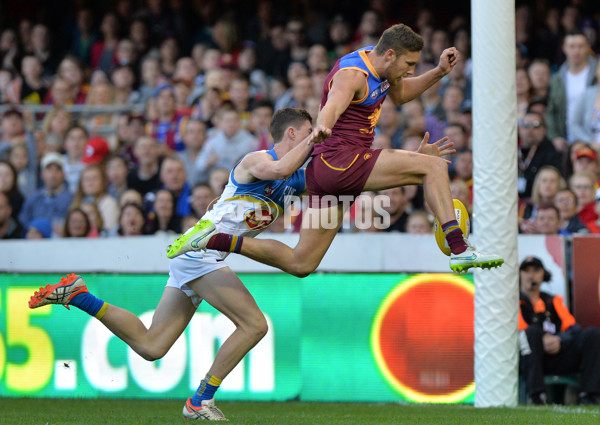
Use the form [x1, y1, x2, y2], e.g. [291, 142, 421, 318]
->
[82, 137, 110, 165]
[573, 146, 599, 188]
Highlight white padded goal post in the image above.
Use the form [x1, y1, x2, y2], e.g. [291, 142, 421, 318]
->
[472, 0, 520, 407]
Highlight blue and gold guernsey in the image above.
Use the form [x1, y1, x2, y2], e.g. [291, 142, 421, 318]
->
[313, 46, 391, 155]
[168, 147, 305, 305]
[203, 148, 305, 244]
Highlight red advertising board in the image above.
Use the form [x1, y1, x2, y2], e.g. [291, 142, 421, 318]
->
[572, 236, 600, 328]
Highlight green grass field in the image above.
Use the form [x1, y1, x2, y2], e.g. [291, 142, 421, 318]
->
[2, 398, 600, 425]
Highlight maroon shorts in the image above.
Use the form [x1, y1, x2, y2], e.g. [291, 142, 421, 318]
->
[305, 146, 382, 208]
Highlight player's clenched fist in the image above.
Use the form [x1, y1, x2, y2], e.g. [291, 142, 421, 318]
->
[311, 125, 331, 144]
[438, 47, 460, 75]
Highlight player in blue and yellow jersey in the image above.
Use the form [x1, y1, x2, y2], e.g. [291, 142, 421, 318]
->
[28, 108, 330, 421]
[172, 23, 503, 274]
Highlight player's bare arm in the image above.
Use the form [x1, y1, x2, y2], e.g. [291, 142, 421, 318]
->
[388, 48, 460, 105]
[317, 69, 367, 129]
[235, 125, 331, 183]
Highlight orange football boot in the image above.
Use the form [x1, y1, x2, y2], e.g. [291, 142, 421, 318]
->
[29, 273, 88, 309]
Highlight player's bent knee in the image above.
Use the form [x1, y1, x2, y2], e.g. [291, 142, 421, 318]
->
[254, 317, 269, 341]
[287, 253, 319, 277]
[288, 263, 317, 278]
[243, 314, 268, 343]
[140, 347, 168, 362]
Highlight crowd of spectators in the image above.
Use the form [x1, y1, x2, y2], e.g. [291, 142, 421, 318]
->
[0, 0, 600, 240]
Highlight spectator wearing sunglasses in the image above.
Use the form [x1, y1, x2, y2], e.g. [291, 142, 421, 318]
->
[518, 112, 564, 201]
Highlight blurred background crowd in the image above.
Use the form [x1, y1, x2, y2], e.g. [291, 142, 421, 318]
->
[0, 0, 599, 240]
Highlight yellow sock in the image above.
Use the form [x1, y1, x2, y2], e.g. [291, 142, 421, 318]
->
[207, 375, 222, 386]
[94, 302, 109, 320]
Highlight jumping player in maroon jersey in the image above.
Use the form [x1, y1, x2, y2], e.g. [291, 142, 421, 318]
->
[168, 23, 503, 273]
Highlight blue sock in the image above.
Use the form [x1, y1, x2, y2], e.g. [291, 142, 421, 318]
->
[191, 374, 222, 406]
[70, 292, 106, 317]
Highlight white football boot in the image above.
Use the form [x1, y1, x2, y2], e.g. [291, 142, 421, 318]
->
[167, 220, 217, 259]
[182, 398, 228, 421]
[449, 238, 504, 273]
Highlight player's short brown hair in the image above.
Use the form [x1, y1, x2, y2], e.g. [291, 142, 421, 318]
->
[374, 24, 424, 56]
[270, 108, 312, 144]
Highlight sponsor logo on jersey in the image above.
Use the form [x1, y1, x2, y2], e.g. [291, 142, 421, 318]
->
[264, 185, 274, 197]
[371, 89, 380, 99]
[244, 208, 274, 230]
[381, 80, 390, 92]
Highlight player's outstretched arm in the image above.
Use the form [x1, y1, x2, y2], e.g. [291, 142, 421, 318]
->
[389, 47, 460, 105]
[237, 125, 331, 182]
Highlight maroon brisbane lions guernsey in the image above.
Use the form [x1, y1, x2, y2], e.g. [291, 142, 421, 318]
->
[312, 46, 390, 156]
